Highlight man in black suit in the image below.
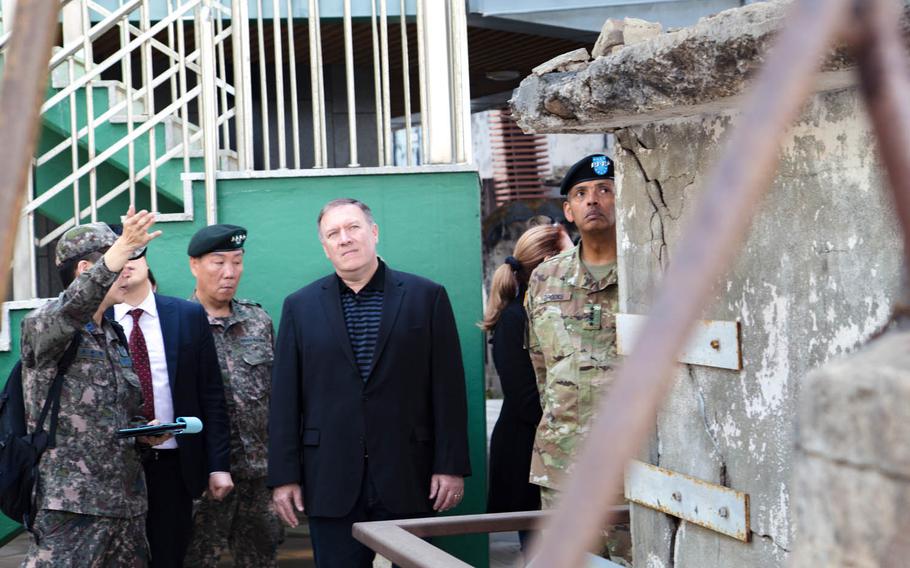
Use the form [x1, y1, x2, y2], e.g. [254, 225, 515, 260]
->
[268, 198, 471, 567]
[112, 249, 233, 566]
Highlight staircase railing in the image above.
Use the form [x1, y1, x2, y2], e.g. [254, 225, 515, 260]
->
[30, 0, 236, 228]
[0, 0, 239, 297]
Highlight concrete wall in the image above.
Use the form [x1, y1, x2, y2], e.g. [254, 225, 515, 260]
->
[615, 87, 902, 566]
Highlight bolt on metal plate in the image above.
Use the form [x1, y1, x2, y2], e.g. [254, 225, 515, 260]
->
[625, 460, 751, 542]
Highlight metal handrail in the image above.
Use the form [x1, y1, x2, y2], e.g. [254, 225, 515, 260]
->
[48, 0, 143, 70]
[353, 507, 630, 568]
[25, 84, 203, 215]
[12, 0, 238, 240]
[42, 0, 199, 112]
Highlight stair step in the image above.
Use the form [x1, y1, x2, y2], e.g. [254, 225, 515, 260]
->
[164, 115, 204, 157]
[97, 79, 152, 123]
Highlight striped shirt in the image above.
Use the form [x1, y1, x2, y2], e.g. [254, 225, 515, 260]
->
[338, 261, 385, 381]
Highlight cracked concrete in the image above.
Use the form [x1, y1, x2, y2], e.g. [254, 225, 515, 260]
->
[615, 86, 901, 567]
[510, 0, 910, 133]
[510, 1, 906, 564]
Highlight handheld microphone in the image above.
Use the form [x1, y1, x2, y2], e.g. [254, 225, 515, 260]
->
[115, 416, 203, 439]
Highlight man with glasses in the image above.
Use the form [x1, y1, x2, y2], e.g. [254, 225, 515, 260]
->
[525, 154, 628, 561]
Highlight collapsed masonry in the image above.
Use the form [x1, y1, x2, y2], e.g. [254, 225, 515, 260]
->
[511, 1, 910, 566]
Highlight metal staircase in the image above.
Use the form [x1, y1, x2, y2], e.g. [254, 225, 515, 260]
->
[0, 0, 239, 297]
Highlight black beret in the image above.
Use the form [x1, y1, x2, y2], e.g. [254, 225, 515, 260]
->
[559, 154, 615, 195]
[187, 224, 247, 257]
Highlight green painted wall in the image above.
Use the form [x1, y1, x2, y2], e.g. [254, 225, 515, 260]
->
[1, 170, 489, 566]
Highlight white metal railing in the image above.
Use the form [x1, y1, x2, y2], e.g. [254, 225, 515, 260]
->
[0, 0, 471, 299]
[243, 0, 471, 170]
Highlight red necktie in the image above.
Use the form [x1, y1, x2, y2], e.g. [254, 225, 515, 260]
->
[128, 309, 155, 420]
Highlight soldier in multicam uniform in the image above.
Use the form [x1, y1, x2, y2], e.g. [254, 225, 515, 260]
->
[20, 209, 163, 567]
[184, 225, 283, 567]
[526, 154, 630, 563]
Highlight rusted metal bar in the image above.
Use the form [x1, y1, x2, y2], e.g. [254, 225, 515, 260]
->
[353, 508, 629, 568]
[0, 0, 59, 313]
[856, 0, 910, 286]
[356, 522, 472, 568]
[525, 0, 854, 566]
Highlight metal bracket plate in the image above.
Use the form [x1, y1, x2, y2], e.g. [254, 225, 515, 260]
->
[625, 460, 751, 542]
[616, 314, 743, 370]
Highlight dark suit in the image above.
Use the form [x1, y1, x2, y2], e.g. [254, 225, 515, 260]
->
[268, 265, 471, 565]
[111, 294, 231, 566]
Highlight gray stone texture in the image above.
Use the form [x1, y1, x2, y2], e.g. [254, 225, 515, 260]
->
[531, 48, 591, 77]
[792, 330, 910, 567]
[616, 87, 901, 566]
[621, 18, 663, 47]
[592, 19, 625, 59]
[509, 0, 910, 133]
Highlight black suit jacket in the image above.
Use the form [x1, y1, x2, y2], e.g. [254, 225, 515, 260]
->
[267, 265, 471, 518]
[110, 295, 231, 497]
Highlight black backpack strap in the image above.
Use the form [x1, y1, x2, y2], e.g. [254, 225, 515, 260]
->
[109, 320, 129, 355]
[34, 333, 82, 447]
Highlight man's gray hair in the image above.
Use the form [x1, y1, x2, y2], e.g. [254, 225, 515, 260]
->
[316, 198, 376, 233]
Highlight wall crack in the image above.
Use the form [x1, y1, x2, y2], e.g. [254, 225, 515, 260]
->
[617, 128, 671, 270]
[687, 365, 729, 486]
[667, 516, 681, 568]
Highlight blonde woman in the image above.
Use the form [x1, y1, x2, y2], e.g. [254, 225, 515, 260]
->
[481, 223, 572, 552]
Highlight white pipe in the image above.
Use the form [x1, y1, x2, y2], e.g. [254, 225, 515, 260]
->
[343, 0, 358, 166]
[141, 0, 157, 213]
[256, 0, 271, 169]
[370, 0, 384, 165]
[308, 0, 322, 168]
[423, 0, 453, 163]
[286, 0, 301, 169]
[272, 0, 286, 168]
[82, 0, 97, 221]
[379, 0, 392, 165]
[399, 0, 412, 166]
[120, 11, 136, 206]
[314, 0, 327, 167]
[231, 0, 253, 169]
[199, 1, 219, 224]
[416, 0, 428, 163]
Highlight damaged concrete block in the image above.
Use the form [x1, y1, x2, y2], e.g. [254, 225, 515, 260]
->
[622, 17, 663, 46]
[532, 47, 590, 76]
[592, 19, 625, 59]
[511, 0, 800, 133]
[793, 328, 910, 566]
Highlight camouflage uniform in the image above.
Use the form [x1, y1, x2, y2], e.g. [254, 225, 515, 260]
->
[526, 243, 618, 489]
[185, 298, 283, 568]
[526, 243, 631, 563]
[20, 258, 148, 566]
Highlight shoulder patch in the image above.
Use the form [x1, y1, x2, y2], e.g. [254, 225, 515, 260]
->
[235, 298, 262, 307]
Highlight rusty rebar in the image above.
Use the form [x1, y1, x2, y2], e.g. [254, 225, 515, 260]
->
[353, 508, 630, 567]
[0, 0, 59, 314]
[526, 0, 855, 565]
